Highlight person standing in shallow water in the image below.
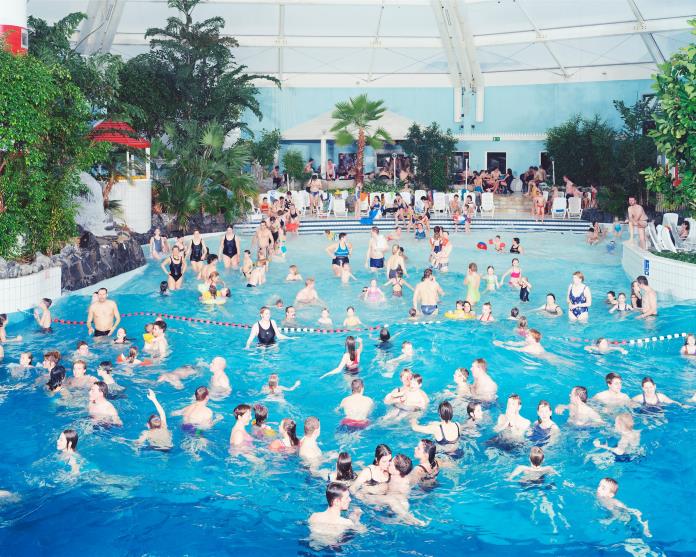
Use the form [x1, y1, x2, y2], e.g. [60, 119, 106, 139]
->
[86, 288, 121, 338]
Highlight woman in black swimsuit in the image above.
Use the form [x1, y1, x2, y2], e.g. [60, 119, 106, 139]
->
[160, 245, 187, 290]
[186, 229, 208, 274]
[411, 439, 440, 485]
[509, 237, 523, 254]
[411, 401, 461, 457]
[351, 444, 392, 496]
[245, 307, 289, 348]
[218, 224, 241, 269]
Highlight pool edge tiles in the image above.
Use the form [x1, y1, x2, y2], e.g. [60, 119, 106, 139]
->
[622, 240, 696, 300]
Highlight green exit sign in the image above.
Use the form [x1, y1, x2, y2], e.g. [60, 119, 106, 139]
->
[492, 136, 501, 141]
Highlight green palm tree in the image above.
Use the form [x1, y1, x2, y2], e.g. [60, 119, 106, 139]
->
[331, 95, 393, 185]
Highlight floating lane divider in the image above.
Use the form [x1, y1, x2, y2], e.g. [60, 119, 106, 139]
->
[51, 314, 689, 346]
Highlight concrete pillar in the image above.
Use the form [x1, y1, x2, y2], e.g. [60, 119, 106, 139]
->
[320, 135, 328, 180]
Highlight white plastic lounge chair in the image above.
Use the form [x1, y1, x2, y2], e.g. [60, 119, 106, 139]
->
[332, 197, 347, 217]
[400, 191, 412, 206]
[383, 192, 395, 207]
[647, 223, 662, 252]
[660, 225, 678, 253]
[480, 192, 495, 217]
[567, 196, 583, 219]
[550, 197, 567, 219]
[433, 192, 447, 213]
[685, 218, 696, 249]
[662, 212, 679, 233]
[414, 189, 427, 208]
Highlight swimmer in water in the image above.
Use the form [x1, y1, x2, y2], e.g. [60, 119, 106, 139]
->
[262, 373, 301, 397]
[339, 378, 374, 424]
[251, 404, 275, 438]
[500, 258, 522, 288]
[508, 446, 557, 482]
[268, 418, 300, 452]
[135, 389, 173, 450]
[229, 404, 253, 448]
[596, 478, 651, 537]
[295, 278, 323, 305]
[66, 360, 97, 389]
[493, 328, 545, 356]
[534, 293, 563, 316]
[410, 439, 440, 486]
[555, 386, 603, 426]
[478, 302, 495, 323]
[631, 376, 680, 409]
[410, 401, 461, 457]
[363, 279, 386, 303]
[34, 298, 52, 333]
[88, 381, 122, 426]
[144, 320, 169, 358]
[528, 400, 560, 445]
[384, 368, 413, 409]
[384, 269, 413, 298]
[245, 307, 290, 349]
[286, 264, 303, 282]
[322, 336, 363, 379]
[608, 292, 632, 313]
[208, 356, 231, 397]
[452, 367, 472, 398]
[385, 341, 413, 370]
[56, 429, 80, 474]
[593, 413, 640, 456]
[318, 308, 333, 327]
[328, 452, 358, 486]
[157, 364, 197, 390]
[299, 416, 330, 472]
[584, 337, 628, 355]
[308, 482, 365, 539]
[343, 306, 362, 328]
[351, 444, 392, 497]
[470, 358, 498, 401]
[483, 266, 500, 292]
[592, 372, 631, 407]
[172, 386, 219, 430]
[680, 333, 696, 356]
[494, 394, 531, 442]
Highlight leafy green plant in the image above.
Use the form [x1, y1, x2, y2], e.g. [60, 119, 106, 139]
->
[281, 149, 306, 186]
[247, 129, 281, 171]
[362, 178, 405, 193]
[118, 0, 278, 138]
[545, 115, 616, 188]
[402, 123, 456, 191]
[642, 19, 696, 214]
[0, 49, 107, 258]
[331, 95, 393, 185]
[152, 120, 257, 231]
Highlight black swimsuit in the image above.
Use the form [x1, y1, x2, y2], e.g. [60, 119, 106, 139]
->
[364, 466, 390, 487]
[435, 422, 460, 447]
[190, 240, 204, 262]
[223, 236, 238, 258]
[257, 321, 276, 345]
[169, 257, 183, 281]
[510, 245, 520, 254]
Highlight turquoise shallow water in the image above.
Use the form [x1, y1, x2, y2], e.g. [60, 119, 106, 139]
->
[1, 230, 695, 556]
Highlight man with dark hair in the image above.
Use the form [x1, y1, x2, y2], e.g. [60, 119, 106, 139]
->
[593, 372, 631, 407]
[308, 482, 364, 535]
[172, 385, 217, 429]
[555, 386, 603, 426]
[86, 287, 121, 337]
[88, 380, 122, 425]
[635, 275, 657, 319]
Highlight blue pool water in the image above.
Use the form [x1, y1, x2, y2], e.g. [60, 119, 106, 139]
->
[1, 231, 695, 556]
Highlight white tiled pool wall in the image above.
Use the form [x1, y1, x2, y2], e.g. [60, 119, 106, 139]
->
[0, 266, 62, 314]
[622, 241, 696, 299]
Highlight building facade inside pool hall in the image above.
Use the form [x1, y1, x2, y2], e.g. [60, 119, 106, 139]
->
[246, 79, 653, 177]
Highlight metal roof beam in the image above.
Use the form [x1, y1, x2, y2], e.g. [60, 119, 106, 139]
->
[75, 0, 126, 55]
[625, 0, 666, 64]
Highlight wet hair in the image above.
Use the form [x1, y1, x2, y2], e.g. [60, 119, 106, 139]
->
[194, 386, 209, 401]
[510, 307, 519, 318]
[636, 275, 649, 286]
[512, 237, 520, 245]
[42, 298, 53, 308]
[379, 327, 391, 341]
[469, 262, 478, 272]
[253, 404, 268, 426]
[422, 268, 433, 280]
[160, 281, 169, 293]
[482, 302, 492, 311]
[473, 358, 487, 372]
[148, 414, 162, 429]
[438, 401, 454, 422]
[408, 308, 417, 317]
[338, 232, 347, 240]
[98, 288, 108, 294]
[517, 316, 528, 328]
[641, 376, 655, 387]
[420, 439, 437, 467]
[281, 418, 300, 446]
[0, 314, 6, 326]
[153, 320, 167, 332]
[351, 378, 364, 393]
[22, 352, 33, 364]
[546, 293, 556, 301]
[345, 336, 357, 361]
[616, 412, 634, 431]
[537, 400, 551, 412]
[63, 429, 78, 450]
[572, 386, 588, 403]
[508, 393, 521, 405]
[607, 290, 616, 298]
[76, 340, 88, 350]
[326, 482, 348, 507]
[98, 361, 113, 374]
[304, 416, 320, 436]
[373, 443, 392, 465]
[573, 271, 585, 281]
[95, 380, 108, 398]
[206, 253, 218, 264]
[528, 329, 542, 342]
[456, 367, 469, 379]
[336, 451, 357, 481]
[267, 374, 279, 390]
[605, 372, 621, 385]
[467, 401, 480, 420]
[530, 446, 544, 466]
[411, 373, 423, 386]
[601, 477, 619, 495]
[73, 359, 86, 370]
[233, 404, 251, 419]
[392, 454, 413, 477]
[47, 365, 66, 391]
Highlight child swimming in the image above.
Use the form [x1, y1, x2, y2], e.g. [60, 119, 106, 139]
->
[363, 279, 386, 303]
[484, 266, 499, 291]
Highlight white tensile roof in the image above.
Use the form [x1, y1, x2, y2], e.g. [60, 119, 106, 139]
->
[28, 0, 696, 88]
[282, 109, 418, 141]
